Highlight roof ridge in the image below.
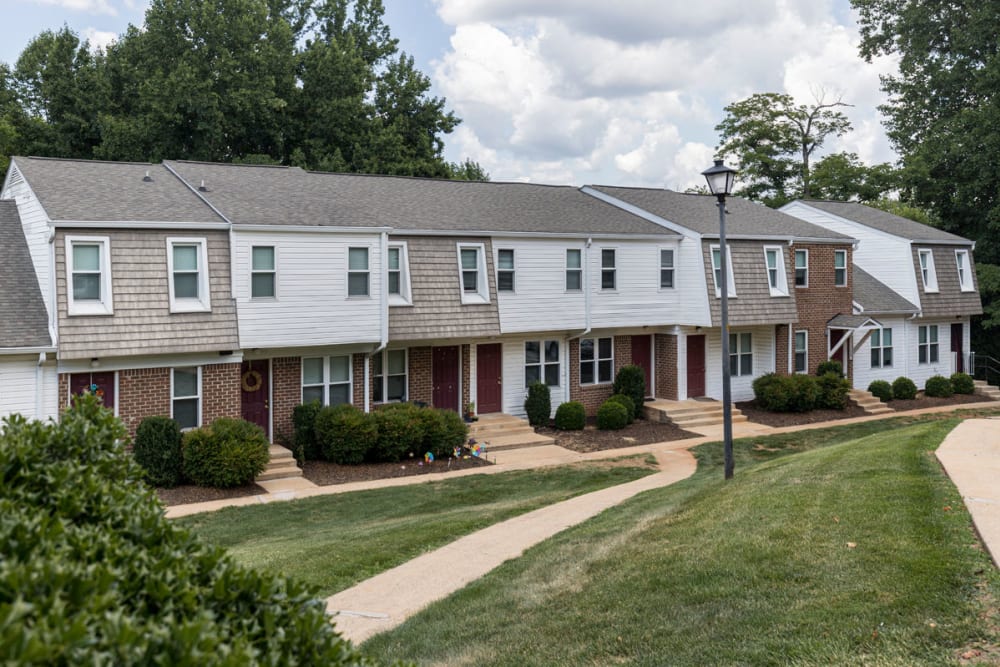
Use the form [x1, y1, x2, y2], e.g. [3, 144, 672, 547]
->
[168, 159, 299, 170]
[20, 155, 155, 166]
[304, 170, 579, 189]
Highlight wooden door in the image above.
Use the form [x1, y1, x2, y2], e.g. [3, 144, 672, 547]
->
[951, 323, 964, 373]
[631, 335, 652, 397]
[240, 359, 270, 438]
[476, 343, 503, 414]
[686, 335, 706, 397]
[69, 371, 116, 411]
[433, 346, 461, 412]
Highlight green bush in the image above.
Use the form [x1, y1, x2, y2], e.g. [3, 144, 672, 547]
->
[868, 380, 893, 402]
[816, 360, 843, 377]
[316, 404, 378, 464]
[372, 402, 426, 462]
[816, 372, 850, 410]
[596, 399, 629, 430]
[786, 374, 820, 412]
[292, 400, 323, 463]
[524, 381, 551, 426]
[612, 365, 646, 419]
[924, 375, 954, 398]
[420, 407, 468, 457]
[132, 415, 184, 487]
[182, 418, 270, 488]
[0, 392, 377, 665]
[606, 393, 636, 424]
[554, 401, 586, 430]
[753, 373, 790, 412]
[892, 376, 918, 400]
[950, 372, 975, 395]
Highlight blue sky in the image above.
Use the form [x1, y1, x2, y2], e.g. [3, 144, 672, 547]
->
[2, 1, 898, 189]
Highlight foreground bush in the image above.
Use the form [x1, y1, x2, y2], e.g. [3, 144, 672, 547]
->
[420, 407, 468, 457]
[816, 360, 843, 377]
[606, 394, 636, 424]
[753, 373, 790, 411]
[183, 418, 270, 488]
[924, 375, 954, 398]
[816, 372, 850, 410]
[786, 374, 820, 412]
[892, 376, 918, 400]
[612, 365, 646, 419]
[0, 394, 378, 665]
[373, 403, 426, 462]
[133, 415, 183, 487]
[950, 372, 975, 395]
[316, 404, 378, 464]
[554, 401, 586, 430]
[524, 381, 551, 426]
[868, 380, 893, 402]
[292, 400, 323, 462]
[597, 399, 629, 430]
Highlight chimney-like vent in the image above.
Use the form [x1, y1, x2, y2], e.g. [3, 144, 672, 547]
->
[142, 170, 152, 182]
[198, 179, 208, 192]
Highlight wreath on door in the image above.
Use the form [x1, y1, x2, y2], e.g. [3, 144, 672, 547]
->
[241, 370, 263, 392]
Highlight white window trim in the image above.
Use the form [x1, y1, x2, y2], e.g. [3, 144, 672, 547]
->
[600, 247, 617, 291]
[918, 249, 939, 292]
[794, 330, 808, 374]
[457, 243, 490, 304]
[763, 245, 789, 296]
[918, 324, 939, 364]
[566, 248, 583, 292]
[170, 366, 202, 430]
[387, 242, 413, 306]
[373, 348, 408, 404]
[794, 248, 809, 288]
[834, 249, 848, 287]
[250, 245, 277, 300]
[710, 244, 738, 297]
[301, 355, 354, 406]
[659, 247, 676, 290]
[729, 332, 753, 376]
[166, 237, 212, 313]
[347, 246, 372, 299]
[525, 339, 561, 388]
[870, 328, 893, 369]
[956, 249, 974, 292]
[496, 247, 516, 294]
[66, 235, 114, 316]
[580, 336, 614, 385]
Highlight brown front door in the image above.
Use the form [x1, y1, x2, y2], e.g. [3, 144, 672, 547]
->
[240, 359, 270, 438]
[69, 371, 116, 411]
[433, 346, 461, 412]
[686, 335, 706, 397]
[476, 344, 503, 414]
[951, 323, 964, 373]
[631, 335, 652, 396]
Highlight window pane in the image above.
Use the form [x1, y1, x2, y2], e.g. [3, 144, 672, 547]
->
[461, 248, 478, 270]
[930, 346, 939, 363]
[387, 375, 406, 401]
[795, 251, 806, 268]
[329, 383, 351, 405]
[795, 331, 806, 350]
[581, 362, 594, 384]
[348, 272, 369, 296]
[373, 382, 384, 403]
[372, 353, 383, 376]
[302, 357, 324, 385]
[871, 330, 881, 347]
[173, 398, 198, 430]
[712, 248, 721, 269]
[544, 364, 560, 386]
[525, 365, 540, 386]
[740, 333, 752, 352]
[498, 249, 514, 270]
[302, 386, 324, 404]
[252, 246, 274, 271]
[598, 359, 613, 383]
[348, 247, 368, 270]
[929, 326, 938, 343]
[388, 247, 400, 270]
[251, 273, 275, 298]
[729, 355, 739, 376]
[741, 353, 753, 376]
[580, 338, 594, 361]
[388, 272, 400, 295]
[463, 270, 478, 292]
[602, 249, 615, 268]
[598, 337, 612, 358]
[330, 355, 350, 382]
[795, 352, 806, 373]
[835, 251, 846, 269]
[173, 245, 198, 271]
[174, 273, 199, 299]
[919, 327, 927, 344]
[661, 249, 674, 268]
[871, 349, 880, 368]
[73, 273, 101, 300]
[884, 329, 892, 346]
[766, 249, 777, 268]
[566, 270, 581, 291]
[73, 244, 100, 271]
[387, 350, 406, 375]
[525, 341, 540, 364]
[660, 269, 674, 288]
[545, 340, 559, 363]
[601, 270, 615, 289]
[919, 347, 927, 364]
[566, 249, 581, 269]
[173, 367, 198, 398]
[883, 348, 893, 366]
[498, 272, 514, 291]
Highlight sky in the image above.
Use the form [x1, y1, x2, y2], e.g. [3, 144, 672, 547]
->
[2, 0, 899, 190]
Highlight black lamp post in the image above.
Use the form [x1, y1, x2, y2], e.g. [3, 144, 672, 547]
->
[702, 159, 738, 480]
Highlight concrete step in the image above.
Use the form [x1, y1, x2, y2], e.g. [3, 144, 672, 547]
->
[477, 432, 556, 452]
[644, 400, 745, 429]
[848, 389, 894, 414]
[973, 380, 1000, 399]
[466, 413, 554, 452]
[257, 462, 303, 482]
[671, 414, 749, 428]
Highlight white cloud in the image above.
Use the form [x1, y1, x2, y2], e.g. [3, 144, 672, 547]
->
[81, 27, 117, 52]
[28, 0, 117, 16]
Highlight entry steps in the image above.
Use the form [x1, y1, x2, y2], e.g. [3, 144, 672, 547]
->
[848, 388, 894, 415]
[467, 413, 554, 452]
[974, 380, 1000, 401]
[643, 399, 747, 429]
[256, 444, 303, 482]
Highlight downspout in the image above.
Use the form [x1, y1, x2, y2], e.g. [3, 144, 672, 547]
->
[367, 231, 390, 413]
[47, 230, 58, 348]
[566, 238, 593, 392]
[36, 351, 46, 418]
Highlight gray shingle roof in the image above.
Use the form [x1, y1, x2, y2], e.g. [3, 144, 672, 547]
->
[11, 156, 226, 223]
[828, 314, 880, 329]
[853, 266, 919, 314]
[0, 201, 51, 348]
[165, 161, 677, 236]
[590, 186, 853, 240]
[798, 200, 972, 243]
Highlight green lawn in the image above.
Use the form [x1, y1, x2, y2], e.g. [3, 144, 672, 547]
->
[179, 457, 658, 597]
[363, 417, 1000, 666]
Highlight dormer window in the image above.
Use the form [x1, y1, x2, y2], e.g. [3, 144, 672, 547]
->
[710, 245, 737, 297]
[387, 243, 412, 305]
[918, 249, 938, 292]
[66, 235, 113, 316]
[167, 238, 211, 313]
[457, 243, 489, 304]
[763, 246, 788, 296]
[956, 249, 974, 292]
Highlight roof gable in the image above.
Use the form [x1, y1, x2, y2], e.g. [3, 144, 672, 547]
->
[0, 200, 51, 348]
[793, 200, 972, 244]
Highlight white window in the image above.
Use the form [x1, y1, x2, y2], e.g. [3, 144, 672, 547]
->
[918, 325, 939, 364]
[660, 248, 675, 289]
[302, 355, 352, 405]
[601, 249, 616, 290]
[794, 330, 808, 373]
[251, 246, 275, 299]
[497, 248, 515, 292]
[764, 246, 788, 296]
[525, 340, 560, 387]
[373, 349, 407, 403]
[870, 328, 893, 368]
[918, 249, 938, 292]
[566, 249, 582, 291]
[171, 366, 200, 430]
[66, 235, 113, 315]
[348, 247, 370, 297]
[167, 238, 211, 312]
[710, 245, 737, 297]
[457, 243, 489, 303]
[729, 332, 752, 376]
[956, 249, 974, 292]
[834, 249, 847, 287]
[580, 337, 613, 385]
[387, 243, 412, 305]
[794, 249, 808, 287]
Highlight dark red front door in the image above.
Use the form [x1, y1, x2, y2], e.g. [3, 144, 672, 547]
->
[476, 344, 503, 414]
[241, 359, 270, 438]
[686, 335, 706, 397]
[70, 371, 116, 410]
[951, 323, 964, 373]
[433, 346, 460, 412]
[631, 335, 652, 396]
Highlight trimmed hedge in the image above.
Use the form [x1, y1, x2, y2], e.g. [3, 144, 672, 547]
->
[524, 381, 551, 426]
[613, 365, 646, 419]
[292, 400, 323, 462]
[787, 374, 821, 412]
[420, 407, 468, 457]
[924, 375, 954, 398]
[816, 360, 843, 378]
[606, 394, 636, 424]
[868, 380, 893, 402]
[133, 415, 184, 487]
[816, 372, 850, 410]
[951, 372, 975, 395]
[752, 373, 820, 412]
[892, 376, 918, 400]
[182, 418, 270, 488]
[596, 399, 629, 430]
[316, 404, 378, 464]
[373, 403, 426, 462]
[554, 401, 586, 430]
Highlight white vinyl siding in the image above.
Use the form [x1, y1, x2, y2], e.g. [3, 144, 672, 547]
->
[66, 236, 113, 316]
[704, 326, 774, 401]
[502, 335, 567, 417]
[167, 238, 211, 313]
[171, 366, 201, 430]
[3, 164, 55, 317]
[0, 358, 58, 421]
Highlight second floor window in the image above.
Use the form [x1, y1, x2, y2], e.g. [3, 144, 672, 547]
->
[870, 328, 892, 368]
[764, 246, 788, 296]
[525, 340, 560, 387]
[918, 325, 939, 364]
[729, 332, 752, 376]
[387, 243, 412, 304]
[660, 249, 675, 288]
[918, 249, 938, 292]
[251, 246, 275, 298]
[457, 243, 489, 303]
[580, 337, 613, 384]
[566, 249, 582, 290]
[66, 235, 113, 316]
[834, 249, 847, 287]
[956, 249, 974, 291]
[601, 249, 616, 290]
[348, 247, 370, 297]
[167, 238, 211, 312]
[710, 246, 737, 297]
[497, 249, 515, 292]
[795, 249, 808, 287]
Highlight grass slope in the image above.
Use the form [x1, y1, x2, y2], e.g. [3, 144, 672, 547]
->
[365, 420, 1000, 666]
[179, 458, 657, 597]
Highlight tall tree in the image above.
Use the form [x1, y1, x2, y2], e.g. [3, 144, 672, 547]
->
[809, 152, 898, 202]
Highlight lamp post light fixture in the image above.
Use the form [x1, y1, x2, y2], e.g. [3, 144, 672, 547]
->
[702, 159, 738, 480]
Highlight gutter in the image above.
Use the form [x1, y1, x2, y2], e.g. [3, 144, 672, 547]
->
[367, 231, 391, 413]
[50, 220, 230, 231]
[569, 236, 594, 340]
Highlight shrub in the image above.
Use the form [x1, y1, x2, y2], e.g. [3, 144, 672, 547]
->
[753, 373, 790, 412]
[0, 392, 374, 665]
[951, 372, 975, 395]
[816, 372, 850, 410]
[606, 394, 636, 424]
[786, 374, 820, 412]
[524, 381, 551, 426]
[420, 407, 468, 457]
[596, 399, 629, 430]
[892, 376, 918, 400]
[868, 380, 893, 402]
[816, 360, 843, 377]
[554, 401, 586, 430]
[612, 365, 646, 419]
[924, 375, 954, 398]
[292, 400, 323, 463]
[182, 418, 270, 488]
[132, 415, 184, 487]
[315, 404, 378, 464]
[372, 402, 426, 462]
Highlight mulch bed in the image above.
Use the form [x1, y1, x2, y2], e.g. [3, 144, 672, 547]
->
[157, 483, 265, 507]
[302, 456, 493, 486]
[537, 417, 699, 453]
[882, 392, 992, 412]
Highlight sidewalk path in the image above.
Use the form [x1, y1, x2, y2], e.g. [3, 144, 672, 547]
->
[936, 418, 1000, 568]
[324, 449, 697, 644]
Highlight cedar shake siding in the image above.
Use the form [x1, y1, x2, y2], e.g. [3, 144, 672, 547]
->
[388, 236, 501, 341]
[54, 229, 239, 360]
[702, 240, 798, 326]
[790, 243, 855, 375]
[911, 245, 983, 318]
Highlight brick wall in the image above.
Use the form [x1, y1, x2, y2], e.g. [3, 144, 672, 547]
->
[790, 244, 854, 377]
[408, 347, 433, 404]
[58, 373, 68, 411]
[655, 334, 678, 400]
[775, 324, 789, 375]
[462, 344, 471, 414]
[201, 363, 242, 425]
[568, 335, 633, 415]
[352, 353, 365, 406]
[117, 367, 171, 436]
[271, 357, 301, 444]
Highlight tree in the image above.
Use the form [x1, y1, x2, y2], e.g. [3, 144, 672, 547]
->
[809, 152, 898, 202]
[447, 158, 490, 181]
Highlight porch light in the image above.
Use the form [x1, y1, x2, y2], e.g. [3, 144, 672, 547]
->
[702, 159, 737, 200]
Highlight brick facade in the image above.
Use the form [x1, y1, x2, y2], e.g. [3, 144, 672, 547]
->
[271, 357, 301, 444]
[117, 367, 171, 436]
[461, 344, 471, 414]
[655, 334, 678, 400]
[201, 363, 242, 425]
[407, 347, 433, 405]
[774, 324, 789, 375]
[568, 335, 634, 415]
[790, 244, 855, 377]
